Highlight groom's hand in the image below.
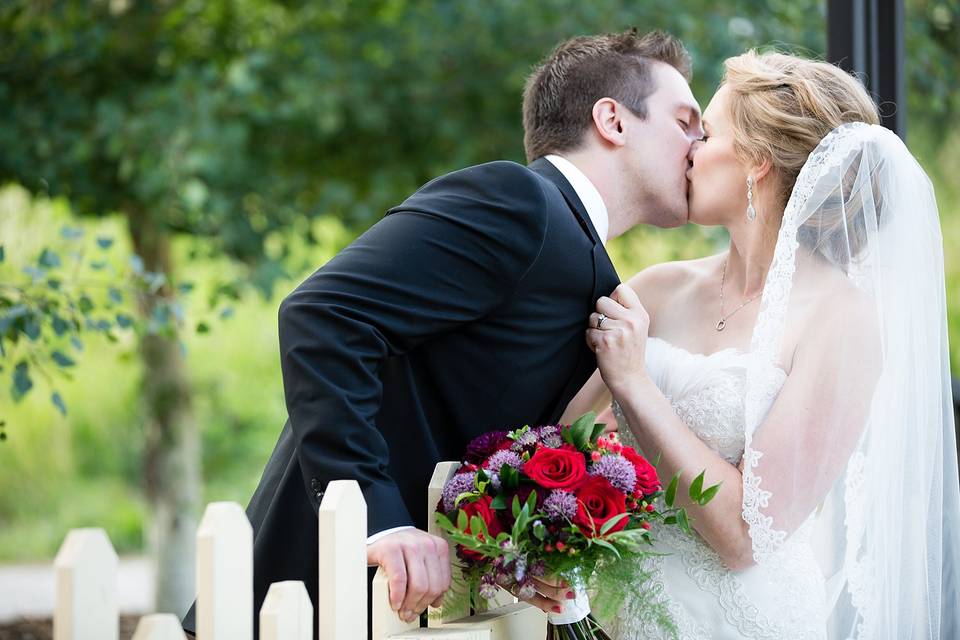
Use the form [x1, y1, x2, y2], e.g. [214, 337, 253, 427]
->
[367, 529, 452, 623]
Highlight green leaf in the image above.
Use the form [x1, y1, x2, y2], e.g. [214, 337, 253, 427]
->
[22, 316, 41, 341]
[51, 314, 70, 337]
[698, 482, 722, 506]
[665, 473, 680, 508]
[434, 512, 455, 533]
[115, 313, 133, 328]
[591, 537, 621, 558]
[532, 520, 546, 541]
[78, 296, 94, 315]
[676, 509, 691, 535]
[60, 226, 84, 240]
[108, 287, 123, 304]
[599, 512, 629, 535]
[96, 236, 114, 250]
[11, 361, 32, 401]
[490, 494, 506, 510]
[457, 510, 468, 531]
[22, 266, 45, 281]
[512, 495, 521, 519]
[590, 421, 607, 443]
[525, 489, 538, 514]
[570, 411, 596, 450]
[38, 248, 61, 268]
[688, 471, 705, 502]
[46, 278, 61, 291]
[51, 351, 76, 367]
[51, 392, 67, 416]
[196, 321, 210, 334]
[500, 464, 519, 490]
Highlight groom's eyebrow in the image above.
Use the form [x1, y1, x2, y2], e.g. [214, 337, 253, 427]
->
[680, 103, 702, 125]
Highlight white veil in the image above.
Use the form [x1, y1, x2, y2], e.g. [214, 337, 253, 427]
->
[740, 122, 960, 638]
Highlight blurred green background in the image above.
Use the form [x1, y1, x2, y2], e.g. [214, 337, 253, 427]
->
[0, 0, 956, 601]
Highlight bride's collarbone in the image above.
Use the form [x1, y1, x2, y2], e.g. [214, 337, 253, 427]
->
[651, 302, 758, 358]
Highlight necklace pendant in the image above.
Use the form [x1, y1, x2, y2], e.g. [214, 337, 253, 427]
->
[716, 319, 726, 332]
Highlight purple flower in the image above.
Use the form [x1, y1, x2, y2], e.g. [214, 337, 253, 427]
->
[441, 472, 477, 513]
[484, 449, 523, 473]
[543, 489, 578, 522]
[479, 573, 499, 599]
[526, 424, 563, 449]
[589, 454, 637, 494]
[465, 430, 510, 464]
[517, 578, 537, 600]
[509, 428, 540, 452]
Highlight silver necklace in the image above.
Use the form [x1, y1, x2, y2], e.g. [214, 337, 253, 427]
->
[717, 259, 762, 331]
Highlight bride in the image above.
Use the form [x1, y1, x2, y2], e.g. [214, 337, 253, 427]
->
[563, 50, 960, 639]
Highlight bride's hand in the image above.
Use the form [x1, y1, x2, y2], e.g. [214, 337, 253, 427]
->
[586, 283, 651, 397]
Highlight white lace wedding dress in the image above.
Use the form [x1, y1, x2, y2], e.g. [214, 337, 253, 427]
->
[606, 337, 827, 640]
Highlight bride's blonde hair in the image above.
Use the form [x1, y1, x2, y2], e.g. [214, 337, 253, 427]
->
[722, 50, 880, 210]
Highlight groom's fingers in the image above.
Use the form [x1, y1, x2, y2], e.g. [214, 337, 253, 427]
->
[418, 540, 448, 615]
[378, 548, 408, 612]
[401, 548, 429, 622]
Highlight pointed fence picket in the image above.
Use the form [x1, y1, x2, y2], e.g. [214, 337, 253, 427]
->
[49, 461, 545, 639]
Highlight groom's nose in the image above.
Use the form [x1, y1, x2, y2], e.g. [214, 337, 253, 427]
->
[687, 140, 702, 161]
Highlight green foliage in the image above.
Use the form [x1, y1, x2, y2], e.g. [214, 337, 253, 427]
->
[0, 0, 956, 565]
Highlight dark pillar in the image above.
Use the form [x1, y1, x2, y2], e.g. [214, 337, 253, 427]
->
[827, 0, 906, 139]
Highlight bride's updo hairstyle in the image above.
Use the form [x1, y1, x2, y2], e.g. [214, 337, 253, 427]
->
[723, 51, 882, 265]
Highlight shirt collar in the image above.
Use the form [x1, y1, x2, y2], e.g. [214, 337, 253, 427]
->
[544, 154, 609, 245]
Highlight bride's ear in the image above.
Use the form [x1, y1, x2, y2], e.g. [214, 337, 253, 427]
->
[591, 98, 627, 147]
[751, 158, 774, 184]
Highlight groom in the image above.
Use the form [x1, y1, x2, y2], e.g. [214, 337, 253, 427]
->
[182, 28, 701, 639]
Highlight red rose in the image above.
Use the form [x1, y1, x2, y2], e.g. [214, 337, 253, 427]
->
[522, 444, 588, 490]
[460, 495, 504, 560]
[620, 446, 660, 496]
[573, 476, 629, 535]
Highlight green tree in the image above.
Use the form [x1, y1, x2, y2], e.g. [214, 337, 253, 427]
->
[2, 0, 955, 613]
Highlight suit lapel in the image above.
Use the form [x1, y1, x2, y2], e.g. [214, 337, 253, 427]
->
[528, 157, 603, 246]
[529, 157, 621, 422]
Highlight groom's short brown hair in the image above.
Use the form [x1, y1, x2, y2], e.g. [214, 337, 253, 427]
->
[522, 29, 692, 162]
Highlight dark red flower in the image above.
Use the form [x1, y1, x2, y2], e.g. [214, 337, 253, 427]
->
[459, 495, 504, 560]
[522, 444, 587, 490]
[620, 446, 660, 496]
[465, 430, 511, 464]
[573, 476, 629, 536]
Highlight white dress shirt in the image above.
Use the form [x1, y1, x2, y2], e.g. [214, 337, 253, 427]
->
[544, 154, 608, 245]
[367, 155, 609, 548]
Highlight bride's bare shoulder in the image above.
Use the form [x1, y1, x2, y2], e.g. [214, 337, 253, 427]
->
[624, 254, 723, 311]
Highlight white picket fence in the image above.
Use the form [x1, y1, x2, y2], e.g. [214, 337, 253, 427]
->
[51, 461, 546, 639]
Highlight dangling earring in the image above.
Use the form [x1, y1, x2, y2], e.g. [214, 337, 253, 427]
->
[746, 175, 757, 222]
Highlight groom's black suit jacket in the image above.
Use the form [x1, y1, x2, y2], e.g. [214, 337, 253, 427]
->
[182, 158, 621, 638]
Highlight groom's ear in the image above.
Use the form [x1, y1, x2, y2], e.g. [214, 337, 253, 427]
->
[591, 98, 628, 147]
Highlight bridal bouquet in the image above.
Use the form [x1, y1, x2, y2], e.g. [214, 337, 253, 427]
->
[433, 412, 719, 639]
